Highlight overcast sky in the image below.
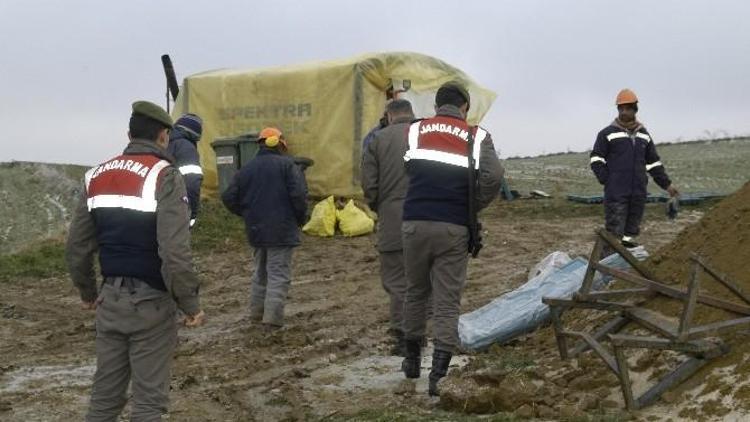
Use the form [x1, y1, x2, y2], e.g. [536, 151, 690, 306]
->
[1, 0, 749, 165]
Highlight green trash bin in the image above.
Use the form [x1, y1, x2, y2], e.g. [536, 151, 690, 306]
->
[237, 134, 260, 166]
[211, 138, 240, 194]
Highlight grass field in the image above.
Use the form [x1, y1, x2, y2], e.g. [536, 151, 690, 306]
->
[503, 137, 750, 197]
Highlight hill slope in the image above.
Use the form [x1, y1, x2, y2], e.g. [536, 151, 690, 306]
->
[0, 162, 87, 254]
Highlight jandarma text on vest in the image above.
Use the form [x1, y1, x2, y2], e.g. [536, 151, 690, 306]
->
[90, 159, 150, 179]
[419, 123, 470, 141]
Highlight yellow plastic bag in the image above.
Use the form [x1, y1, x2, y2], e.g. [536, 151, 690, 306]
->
[336, 200, 375, 237]
[302, 196, 337, 237]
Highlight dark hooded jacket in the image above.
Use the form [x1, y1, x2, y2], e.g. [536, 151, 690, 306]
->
[167, 127, 202, 220]
[221, 147, 308, 247]
[590, 122, 671, 201]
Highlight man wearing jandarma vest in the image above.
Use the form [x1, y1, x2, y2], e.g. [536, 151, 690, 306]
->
[400, 82, 504, 396]
[66, 101, 204, 421]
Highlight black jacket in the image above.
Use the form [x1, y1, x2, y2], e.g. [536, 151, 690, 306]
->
[167, 127, 202, 220]
[222, 147, 308, 248]
[590, 123, 671, 201]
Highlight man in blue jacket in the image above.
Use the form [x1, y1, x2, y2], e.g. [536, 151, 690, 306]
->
[168, 113, 203, 228]
[222, 127, 308, 328]
[590, 89, 679, 249]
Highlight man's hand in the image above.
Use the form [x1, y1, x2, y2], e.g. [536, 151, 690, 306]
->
[667, 185, 680, 197]
[80, 301, 96, 310]
[183, 310, 206, 327]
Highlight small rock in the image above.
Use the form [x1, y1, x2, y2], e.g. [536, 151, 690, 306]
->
[559, 404, 581, 418]
[393, 379, 416, 396]
[291, 368, 310, 378]
[579, 394, 599, 410]
[515, 403, 534, 418]
[540, 394, 557, 407]
[537, 404, 555, 418]
[601, 399, 621, 408]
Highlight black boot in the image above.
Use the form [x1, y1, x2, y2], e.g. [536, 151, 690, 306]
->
[401, 339, 422, 379]
[390, 330, 406, 357]
[428, 349, 452, 397]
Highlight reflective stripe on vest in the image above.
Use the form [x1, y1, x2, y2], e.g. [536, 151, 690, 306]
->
[178, 164, 203, 175]
[645, 161, 663, 171]
[404, 118, 485, 169]
[636, 132, 652, 142]
[606, 132, 629, 141]
[85, 156, 171, 213]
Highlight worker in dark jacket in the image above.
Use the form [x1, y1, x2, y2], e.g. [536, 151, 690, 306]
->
[222, 127, 308, 328]
[167, 113, 203, 228]
[400, 82, 504, 396]
[590, 89, 679, 248]
[361, 99, 414, 356]
[66, 101, 204, 421]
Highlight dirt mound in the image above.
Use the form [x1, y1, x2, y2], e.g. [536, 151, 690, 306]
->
[649, 181, 750, 305]
[639, 181, 750, 419]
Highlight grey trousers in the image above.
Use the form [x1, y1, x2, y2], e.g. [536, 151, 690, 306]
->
[87, 277, 177, 422]
[249, 247, 294, 326]
[379, 250, 407, 333]
[402, 220, 468, 353]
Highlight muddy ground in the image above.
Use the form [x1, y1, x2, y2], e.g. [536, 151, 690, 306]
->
[0, 199, 720, 421]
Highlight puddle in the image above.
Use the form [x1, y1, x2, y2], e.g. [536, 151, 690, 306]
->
[304, 347, 470, 393]
[0, 362, 95, 393]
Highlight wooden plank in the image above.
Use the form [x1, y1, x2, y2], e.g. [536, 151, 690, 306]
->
[597, 228, 656, 279]
[568, 316, 630, 357]
[549, 306, 569, 359]
[543, 297, 633, 312]
[608, 334, 719, 355]
[636, 358, 713, 409]
[613, 345, 636, 410]
[579, 236, 604, 295]
[687, 316, 750, 340]
[678, 261, 701, 341]
[625, 307, 678, 339]
[592, 262, 750, 316]
[692, 254, 750, 306]
[581, 288, 652, 300]
[569, 331, 619, 374]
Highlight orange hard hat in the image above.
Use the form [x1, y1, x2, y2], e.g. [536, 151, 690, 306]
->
[258, 127, 287, 149]
[615, 89, 638, 105]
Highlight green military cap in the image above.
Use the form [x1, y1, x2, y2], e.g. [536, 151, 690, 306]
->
[438, 81, 471, 107]
[131, 101, 174, 128]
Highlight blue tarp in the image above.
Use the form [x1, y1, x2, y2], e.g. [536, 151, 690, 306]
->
[566, 192, 725, 205]
[458, 248, 648, 350]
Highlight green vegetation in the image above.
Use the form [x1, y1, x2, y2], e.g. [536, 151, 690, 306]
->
[0, 198, 246, 281]
[190, 198, 247, 253]
[0, 238, 67, 281]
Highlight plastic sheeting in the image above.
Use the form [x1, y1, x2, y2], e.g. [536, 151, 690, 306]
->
[171, 52, 497, 198]
[458, 247, 649, 350]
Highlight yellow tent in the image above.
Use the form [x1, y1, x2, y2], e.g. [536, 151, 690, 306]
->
[172, 51, 497, 198]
